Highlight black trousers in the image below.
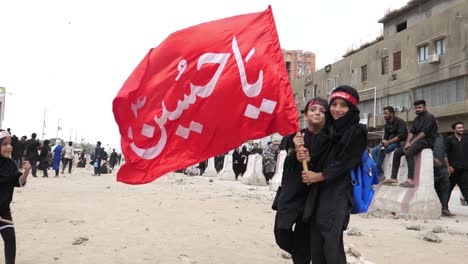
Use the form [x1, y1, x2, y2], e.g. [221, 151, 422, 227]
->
[0, 214, 16, 264]
[434, 169, 450, 210]
[62, 158, 73, 173]
[391, 140, 432, 180]
[448, 169, 468, 209]
[30, 159, 37, 176]
[309, 197, 349, 264]
[274, 215, 310, 264]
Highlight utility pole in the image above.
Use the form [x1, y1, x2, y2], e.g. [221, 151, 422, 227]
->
[41, 108, 46, 140]
[56, 119, 61, 139]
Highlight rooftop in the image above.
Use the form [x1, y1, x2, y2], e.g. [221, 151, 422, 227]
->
[378, 0, 431, 23]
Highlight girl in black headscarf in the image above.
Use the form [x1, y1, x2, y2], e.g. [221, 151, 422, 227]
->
[300, 86, 367, 264]
[273, 97, 328, 264]
[0, 129, 31, 264]
[38, 140, 51, 177]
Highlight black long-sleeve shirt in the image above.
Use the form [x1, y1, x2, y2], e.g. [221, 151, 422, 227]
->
[446, 134, 468, 170]
[383, 116, 408, 142]
[0, 159, 23, 217]
[410, 111, 438, 146]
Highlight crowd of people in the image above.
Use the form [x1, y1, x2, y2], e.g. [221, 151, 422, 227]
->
[0, 129, 125, 264]
[371, 100, 467, 217]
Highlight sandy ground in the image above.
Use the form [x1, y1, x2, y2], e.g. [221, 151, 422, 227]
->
[3, 166, 468, 264]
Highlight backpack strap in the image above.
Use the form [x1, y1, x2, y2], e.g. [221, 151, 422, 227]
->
[350, 168, 358, 186]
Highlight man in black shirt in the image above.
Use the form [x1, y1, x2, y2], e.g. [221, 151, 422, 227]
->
[25, 133, 40, 177]
[445, 120, 468, 212]
[371, 106, 408, 179]
[432, 121, 454, 216]
[384, 100, 438, 188]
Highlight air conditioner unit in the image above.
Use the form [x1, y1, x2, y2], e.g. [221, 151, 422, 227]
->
[394, 105, 404, 112]
[428, 54, 440, 64]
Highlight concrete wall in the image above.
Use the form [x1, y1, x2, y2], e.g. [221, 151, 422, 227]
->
[307, 0, 468, 134]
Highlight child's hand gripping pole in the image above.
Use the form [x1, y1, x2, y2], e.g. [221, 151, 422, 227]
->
[294, 132, 309, 172]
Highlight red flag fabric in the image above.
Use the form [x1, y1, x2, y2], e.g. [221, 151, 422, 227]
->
[113, 6, 299, 184]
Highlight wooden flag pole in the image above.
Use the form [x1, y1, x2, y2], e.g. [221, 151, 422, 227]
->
[295, 132, 309, 172]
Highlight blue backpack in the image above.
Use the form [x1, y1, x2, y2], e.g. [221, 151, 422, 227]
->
[350, 151, 379, 214]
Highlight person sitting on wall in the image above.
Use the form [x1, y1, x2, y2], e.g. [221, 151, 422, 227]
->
[383, 100, 438, 188]
[371, 106, 407, 180]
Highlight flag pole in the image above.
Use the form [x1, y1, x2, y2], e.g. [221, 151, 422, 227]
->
[294, 132, 309, 171]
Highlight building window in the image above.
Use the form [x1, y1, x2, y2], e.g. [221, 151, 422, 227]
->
[303, 88, 307, 100]
[393, 51, 401, 71]
[414, 76, 465, 107]
[396, 21, 407, 32]
[334, 75, 340, 88]
[313, 84, 318, 98]
[327, 78, 334, 94]
[361, 65, 367, 82]
[435, 38, 445, 55]
[381, 56, 389, 75]
[418, 45, 429, 63]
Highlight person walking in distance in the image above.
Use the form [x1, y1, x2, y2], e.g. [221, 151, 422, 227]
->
[0, 129, 31, 264]
[38, 140, 51, 177]
[51, 140, 62, 177]
[93, 141, 104, 176]
[445, 121, 468, 213]
[384, 100, 438, 188]
[109, 149, 118, 170]
[24, 133, 39, 177]
[62, 142, 74, 174]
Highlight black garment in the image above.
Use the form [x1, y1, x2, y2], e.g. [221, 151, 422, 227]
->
[250, 148, 263, 155]
[240, 148, 250, 175]
[198, 161, 207, 175]
[409, 111, 438, 147]
[62, 158, 73, 173]
[433, 134, 450, 210]
[304, 106, 367, 264]
[391, 140, 432, 180]
[25, 139, 39, 176]
[446, 134, 468, 170]
[37, 143, 51, 175]
[383, 116, 407, 142]
[0, 158, 22, 264]
[25, 139, 39, 161]
[1, 219, 16, 264]
[214, 154, 225, 173]
[273, 129, 318, 264]
[232, 150, 242, 179]
[109, 151, 118, 169]
[448, 168, 468, 210]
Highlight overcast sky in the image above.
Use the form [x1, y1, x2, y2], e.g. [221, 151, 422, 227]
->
[0, 0, 408, 151]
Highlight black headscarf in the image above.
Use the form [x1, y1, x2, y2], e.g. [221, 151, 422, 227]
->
[0, 130, 20, 183]
[310, 85, 362, 171]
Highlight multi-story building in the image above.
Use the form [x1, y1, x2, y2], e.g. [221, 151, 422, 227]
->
[298, 0, 468, 137]
[282, 49, 316, 81]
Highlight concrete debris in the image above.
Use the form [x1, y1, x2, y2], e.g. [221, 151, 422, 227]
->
[406, 225, 422, 231]
[422, 232, 442, 243]
[72, 237, 89, 245]
[432, 226, 444, 233]
[345, 228, 362, 236]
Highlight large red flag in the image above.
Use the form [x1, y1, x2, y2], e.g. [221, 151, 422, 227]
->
[113, 6, 299, 184]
